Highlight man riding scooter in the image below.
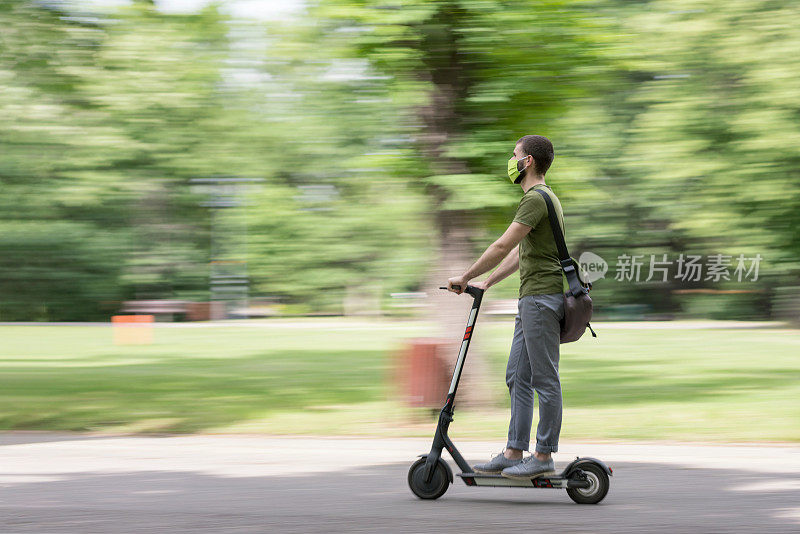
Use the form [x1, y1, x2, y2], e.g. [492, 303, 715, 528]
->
[447, 134, 565, 480]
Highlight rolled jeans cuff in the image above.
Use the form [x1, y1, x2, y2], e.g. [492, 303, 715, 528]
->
[506, 439, 529, 451]
[535, 443, 558, 454]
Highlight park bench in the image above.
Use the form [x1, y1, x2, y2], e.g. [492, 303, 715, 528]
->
[120, 300, 189, 321]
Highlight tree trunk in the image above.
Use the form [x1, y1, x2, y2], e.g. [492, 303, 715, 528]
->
[424, 207, 492, 409]
[412, 9, 493, 408]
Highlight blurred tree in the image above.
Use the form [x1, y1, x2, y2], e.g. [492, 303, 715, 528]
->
[0, 1, 231, 319]
[234, 14, 435, 312]
[263, 0, 619, 400]
[625, 0, 800, 318]
[0, 1, 129, 320]
[559, 0, 800, 319]
[3, 0, 797, 323]
[76, 2, 232, 303]
[305, 0, 611, 291]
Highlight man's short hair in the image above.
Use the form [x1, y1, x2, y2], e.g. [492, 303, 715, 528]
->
[517, 135, 555, 176]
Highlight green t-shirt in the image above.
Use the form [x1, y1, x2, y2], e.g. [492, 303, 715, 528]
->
[512, 184, 566, 297]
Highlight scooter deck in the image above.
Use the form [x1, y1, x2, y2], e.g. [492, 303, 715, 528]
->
[457, 473, 590, 489]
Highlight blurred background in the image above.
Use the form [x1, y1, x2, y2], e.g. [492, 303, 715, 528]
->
[1, 0, 798, 442]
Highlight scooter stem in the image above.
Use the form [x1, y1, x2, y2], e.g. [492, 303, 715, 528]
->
[439, 285, 484, 413]
[423, 285, 485, 481]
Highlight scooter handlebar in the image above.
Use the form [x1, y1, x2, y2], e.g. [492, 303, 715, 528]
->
[438, 285, 484, 299]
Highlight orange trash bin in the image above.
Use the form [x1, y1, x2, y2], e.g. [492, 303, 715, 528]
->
[397, 338, 452, 409]
[111, 314, 154, 345]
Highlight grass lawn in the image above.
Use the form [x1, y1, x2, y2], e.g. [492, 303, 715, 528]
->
[1, 318, 798, 442]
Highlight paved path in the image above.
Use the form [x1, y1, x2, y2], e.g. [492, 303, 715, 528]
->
[2, 434, 799, 533]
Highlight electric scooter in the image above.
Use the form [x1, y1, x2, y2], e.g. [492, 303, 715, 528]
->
[407, 285, 612, 504]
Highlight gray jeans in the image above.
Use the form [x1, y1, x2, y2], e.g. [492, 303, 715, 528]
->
[506, 293, 565, 454]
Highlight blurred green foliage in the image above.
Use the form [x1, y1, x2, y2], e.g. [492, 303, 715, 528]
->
[1, 0, 798, 320]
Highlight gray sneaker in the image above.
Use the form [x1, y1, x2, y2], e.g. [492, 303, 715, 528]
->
[501, 455, 556, 479]
[472, 452, 522, 474]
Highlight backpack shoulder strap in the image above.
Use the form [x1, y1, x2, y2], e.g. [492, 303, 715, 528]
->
[533, 188, 586, 297]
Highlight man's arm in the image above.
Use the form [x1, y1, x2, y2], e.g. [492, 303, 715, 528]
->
[483, 245, 520, 288]
[447, 222, 531, 293]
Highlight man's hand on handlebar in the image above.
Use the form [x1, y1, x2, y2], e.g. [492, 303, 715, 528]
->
[446, 276, 490, 295]
[470, 280, 490, 291]
[447, 275, 469, 294]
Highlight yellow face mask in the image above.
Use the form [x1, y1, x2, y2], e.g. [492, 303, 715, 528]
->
[507, 156, 528, 184]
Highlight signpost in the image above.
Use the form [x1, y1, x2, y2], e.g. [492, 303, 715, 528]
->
[190, 177, 263, 320]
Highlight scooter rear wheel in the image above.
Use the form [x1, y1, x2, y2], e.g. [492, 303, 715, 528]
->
[408, 458, 449, 500]
[566, 463, 609, 504]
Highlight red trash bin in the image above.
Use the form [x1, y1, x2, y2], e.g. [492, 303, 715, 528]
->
[396, 338, 452, 409]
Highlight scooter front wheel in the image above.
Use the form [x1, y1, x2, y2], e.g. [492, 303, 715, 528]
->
[407, 458, 449, 500]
